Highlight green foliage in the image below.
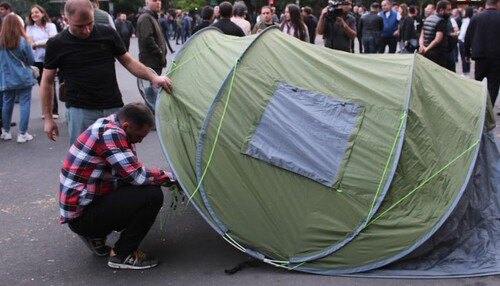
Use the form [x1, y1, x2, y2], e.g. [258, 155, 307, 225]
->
[173, 0, 207, 11]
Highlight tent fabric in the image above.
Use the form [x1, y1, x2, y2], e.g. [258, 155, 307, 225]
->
[244, 82, 362, 187]
[155, 26, 499, 276]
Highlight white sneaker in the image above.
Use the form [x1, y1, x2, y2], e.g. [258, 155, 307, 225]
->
[1, 129, 12, 140]
[17, 132, 33, 143]
[52, 114, 59, 119]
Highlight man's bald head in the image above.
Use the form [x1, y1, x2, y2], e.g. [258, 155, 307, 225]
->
[64, 0, 93, 19]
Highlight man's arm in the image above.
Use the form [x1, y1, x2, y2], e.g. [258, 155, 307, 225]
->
[117, 52, 172, 93]
[40, 68, 59, 141]
[337, 16, 357, 40]
[422, 31, 444, 55]
[316, 7, 328, 35]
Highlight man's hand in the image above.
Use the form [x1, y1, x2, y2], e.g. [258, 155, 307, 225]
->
[418, 46, 427, 55]
[465, 56, 471, 63]
[151, 75, 172, 93]
[336, 16, 346, 28]
[321, 7, 328, 17]
[44, 118, 59, 141]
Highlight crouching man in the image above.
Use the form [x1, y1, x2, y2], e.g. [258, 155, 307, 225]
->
[59, 102, 176, 269]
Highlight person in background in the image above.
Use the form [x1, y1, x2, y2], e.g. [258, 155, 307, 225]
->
[115, 13, 134, 52]
[137, 0, 167, 76]
[419, 0, 451, 68]
[212, 2, 245, 37]
[359, 2, 383, 54]
[458, 7, 473, 77]
[89, 0, 115, 29]
[302, 6, 317, 44]
[398, 3, 417, 53]
[281, 3, 309, 42]
[464, 0, 500, 109]
[231, 2, 251, 36]
[378, 0, 399, 53]
[317, 0, 357, 52]
[0, 14, 37, 143]
[192, 6, 214, 35]
[252, 6, 279, 34]
[26, 4, 59, 119]
[159, 13, 175, 53]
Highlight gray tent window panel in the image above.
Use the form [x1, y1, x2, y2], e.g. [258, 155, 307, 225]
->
[244, 82, 361, 187]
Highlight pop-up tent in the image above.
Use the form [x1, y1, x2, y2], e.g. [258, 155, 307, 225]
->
[155, 27, 500, 277]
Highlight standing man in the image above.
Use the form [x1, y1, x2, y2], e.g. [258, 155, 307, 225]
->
[192, 6, 214, 34]
[40, 0, 172, 145]
[137, 0, 167, 76]
[359, 2, 383, 54]
[464, 0, 500, 107]
[89, 0, 115, 29]
[378, 0, 398, 53]
[419, 0, 451, 68]
[252, 5, 279, 34]
[302, 6, 317, 44]
[60, 102, 177, 269]
[212, 1, 245, 37]
[317, 0, 357, 52]
[115, 13, 134, 51]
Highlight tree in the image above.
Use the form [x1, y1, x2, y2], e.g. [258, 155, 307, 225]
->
[173, 0, 207, 12]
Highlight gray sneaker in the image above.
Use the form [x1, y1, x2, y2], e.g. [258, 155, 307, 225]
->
[108, 250, 159, 270]
[78, 235, 111, 257]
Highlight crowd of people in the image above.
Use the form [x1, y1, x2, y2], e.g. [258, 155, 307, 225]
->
[0, 0, 498, 271]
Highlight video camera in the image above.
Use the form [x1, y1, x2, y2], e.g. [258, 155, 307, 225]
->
[327, 0, 345, 19]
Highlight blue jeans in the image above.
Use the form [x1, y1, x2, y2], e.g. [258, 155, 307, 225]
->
[458, 40, 470, 74]
[2, 87, 31, 133]
[362, 36, 379, 54]
[66, 106, 121, 145]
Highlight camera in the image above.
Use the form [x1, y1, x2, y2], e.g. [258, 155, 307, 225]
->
[327, 0, 345, 19]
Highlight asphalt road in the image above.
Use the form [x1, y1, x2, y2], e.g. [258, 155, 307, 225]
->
[1, 37, 499, 286]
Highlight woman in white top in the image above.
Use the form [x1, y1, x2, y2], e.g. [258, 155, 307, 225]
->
[26, 4, 59, 118]
[231, 3, 251, 36]
[281, 4, 309, 43]
[458, 8, 473, 77]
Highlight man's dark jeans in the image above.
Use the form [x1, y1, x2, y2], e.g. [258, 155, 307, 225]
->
[475, 58, 500, 106]
[68, 185, 164, 257]
[378, 37, 397, 53]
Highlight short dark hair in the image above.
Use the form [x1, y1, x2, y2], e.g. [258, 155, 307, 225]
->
[233, 2, 246, 17]
[409, 5, 417, 14]
[219, 1, 233, 18]
[464, 7, 473, 18]
[486, 0, 498, 5]
[117, 103, 154, 128]
[436, 0, 450, 12]
[201, 5, 214, 20]
[303, 6, 312, 14]
[371, 2, 380, 9]
[0, 1, 12, 10]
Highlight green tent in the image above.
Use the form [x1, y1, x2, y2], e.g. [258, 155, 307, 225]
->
[156, 27, 500, 276]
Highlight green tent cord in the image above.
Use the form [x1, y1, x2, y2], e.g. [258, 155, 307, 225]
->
[366, 112, 407, 220]
[187, 59, 240, 204]
[368, 139, 480, 226]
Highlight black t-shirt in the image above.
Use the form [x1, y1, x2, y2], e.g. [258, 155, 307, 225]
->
[45, 24, 127, 109]
[212, 19, 245, 37]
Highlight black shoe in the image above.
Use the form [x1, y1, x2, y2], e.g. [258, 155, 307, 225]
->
[108, 250, 159, 270]
[78, 235, 111, 257]
[10, 122, 16, 127]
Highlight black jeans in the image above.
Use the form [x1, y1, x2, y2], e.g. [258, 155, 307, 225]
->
[33, 62, 58, 115]
[475, 58, 500, 106]
[68, 185, 164, 257]
[378, 37, 397, 53]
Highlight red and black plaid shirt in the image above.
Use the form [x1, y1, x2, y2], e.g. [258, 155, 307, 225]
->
[59, 114, 170, 223]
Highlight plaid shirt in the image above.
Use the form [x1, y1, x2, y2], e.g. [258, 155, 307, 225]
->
[59, 114, 170, 223]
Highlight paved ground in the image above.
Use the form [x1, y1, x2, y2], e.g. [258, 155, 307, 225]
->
[1, 37, 499, 286]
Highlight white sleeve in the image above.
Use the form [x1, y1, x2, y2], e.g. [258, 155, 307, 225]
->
[48, 23, 58, 37]
[108, 15, 116, 30]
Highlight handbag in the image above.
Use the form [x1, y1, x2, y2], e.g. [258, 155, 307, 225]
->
[8, 50, 40, 79]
